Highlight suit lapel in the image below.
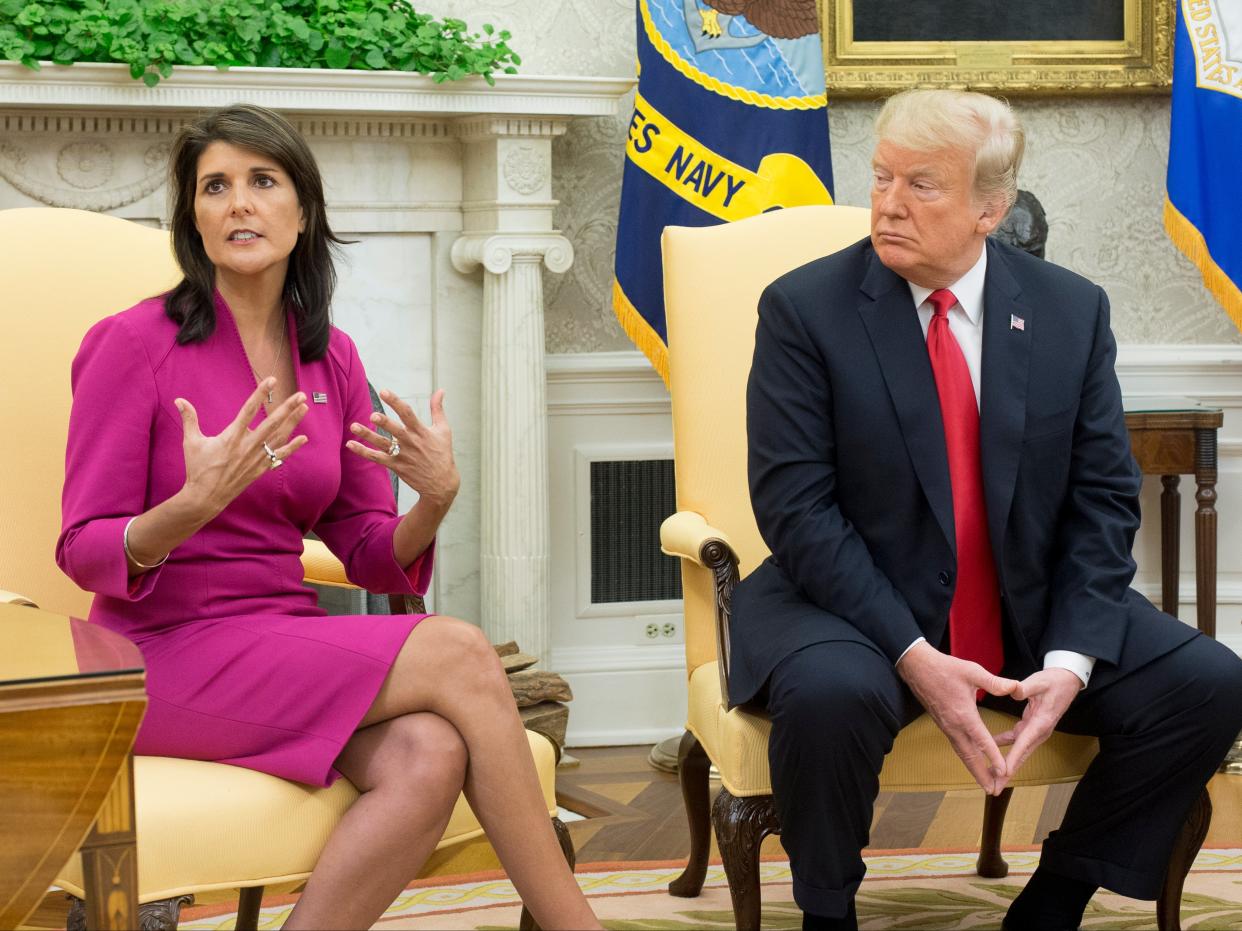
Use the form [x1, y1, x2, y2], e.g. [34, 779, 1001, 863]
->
[857, 248, 956, 555]
[979, 241, 1032, 577]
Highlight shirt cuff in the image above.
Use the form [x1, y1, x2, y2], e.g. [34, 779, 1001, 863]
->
[896, 636, 927, 665]
[1044, 650, 1096, 689]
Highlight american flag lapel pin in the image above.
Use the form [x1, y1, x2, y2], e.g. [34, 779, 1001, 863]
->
[1010, 314, 1025, 332]
[313, 391, 328, 404]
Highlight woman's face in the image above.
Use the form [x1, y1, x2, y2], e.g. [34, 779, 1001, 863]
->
[193, 141, 305, 283]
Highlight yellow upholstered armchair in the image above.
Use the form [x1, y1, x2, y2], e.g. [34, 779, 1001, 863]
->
[0, 207, 569, 930]
[658, 205, 1210, 931]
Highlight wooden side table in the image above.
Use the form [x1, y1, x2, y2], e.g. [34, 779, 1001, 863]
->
[0, 602, 145, 931]
[1123, 399, 1241, 775]
[1123, 400, 1224, 638]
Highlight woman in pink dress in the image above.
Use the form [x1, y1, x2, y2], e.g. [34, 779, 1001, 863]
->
[57, 104, 601, 930]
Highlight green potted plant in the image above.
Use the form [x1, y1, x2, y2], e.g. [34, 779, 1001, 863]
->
[0, 0, 520, 86]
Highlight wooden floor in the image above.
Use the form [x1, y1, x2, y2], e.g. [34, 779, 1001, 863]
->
[557, 744, 1242, 864]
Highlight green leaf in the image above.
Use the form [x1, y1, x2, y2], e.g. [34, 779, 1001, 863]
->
[142, 70, 159, 86]
[0, 1, 521, 84]
[323, 43, 350, 69]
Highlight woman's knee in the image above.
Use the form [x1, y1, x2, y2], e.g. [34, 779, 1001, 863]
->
[406, 615, 507, 687]
[373, 712, 469, 795]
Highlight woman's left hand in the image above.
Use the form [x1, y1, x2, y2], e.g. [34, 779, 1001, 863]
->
[347, 388, 460, 506]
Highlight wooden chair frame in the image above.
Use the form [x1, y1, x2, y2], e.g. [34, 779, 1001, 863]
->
[666, 536, 1211, 931]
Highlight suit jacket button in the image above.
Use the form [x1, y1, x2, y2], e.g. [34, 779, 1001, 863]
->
[937, 571, 951, 586]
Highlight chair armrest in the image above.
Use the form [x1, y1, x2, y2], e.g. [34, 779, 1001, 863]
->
[301, 539, 427, 615]
[0, 589, 37, 607]
[660, 511, 732, 566]
[300, 538, 355, 589]
[660, 511, 739, 710]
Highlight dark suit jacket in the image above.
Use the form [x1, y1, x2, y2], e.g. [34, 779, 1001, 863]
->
[729, 236, 1196, 708]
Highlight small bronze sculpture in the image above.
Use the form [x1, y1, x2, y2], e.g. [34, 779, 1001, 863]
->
[993, 189, 1048, 258]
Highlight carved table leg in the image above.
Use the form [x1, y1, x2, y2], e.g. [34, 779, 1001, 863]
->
[976, 787, 1013, 878]
[1157, 787, 1211, 931]
[1193, 428, 1217, 639]
[713, 787, 780, 930]
[1160, 474, 1181, 618]
[670, 730, 712, 897]
[519, 816, 576, 931]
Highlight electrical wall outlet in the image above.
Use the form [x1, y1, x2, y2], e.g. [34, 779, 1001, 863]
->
[637, 617, 682, 644]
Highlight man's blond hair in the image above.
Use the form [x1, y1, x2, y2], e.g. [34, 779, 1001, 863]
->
[875, 89, 1025, 213]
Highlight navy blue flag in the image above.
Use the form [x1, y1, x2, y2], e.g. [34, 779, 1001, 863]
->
[613, 0, 835, 384]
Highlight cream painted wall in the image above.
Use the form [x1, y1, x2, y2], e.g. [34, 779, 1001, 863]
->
[429, 0, 1241, 351]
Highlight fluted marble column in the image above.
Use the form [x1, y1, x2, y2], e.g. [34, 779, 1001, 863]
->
[448, 114, 576, 663]
[451, 232, 572, 662]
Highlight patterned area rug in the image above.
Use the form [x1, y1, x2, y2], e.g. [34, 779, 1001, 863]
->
[179, 849, 1242, 930]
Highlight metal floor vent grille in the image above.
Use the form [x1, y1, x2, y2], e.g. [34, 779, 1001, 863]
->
[590, 458, 682, 604]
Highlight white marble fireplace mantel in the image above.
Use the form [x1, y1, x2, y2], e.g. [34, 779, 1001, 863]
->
[0, 62, 634, 662]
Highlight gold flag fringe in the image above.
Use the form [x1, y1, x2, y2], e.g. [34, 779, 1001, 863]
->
[1164, 197, 1242, 334]
[612, 278, 671, 387]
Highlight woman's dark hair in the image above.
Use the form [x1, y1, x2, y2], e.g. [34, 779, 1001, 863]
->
[165, 104, 349, 360]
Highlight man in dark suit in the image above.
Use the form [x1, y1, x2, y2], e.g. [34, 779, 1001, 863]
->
[731, 88, 1242, 931]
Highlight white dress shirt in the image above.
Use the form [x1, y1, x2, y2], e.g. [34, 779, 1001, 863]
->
[894, 246, 1095, 688]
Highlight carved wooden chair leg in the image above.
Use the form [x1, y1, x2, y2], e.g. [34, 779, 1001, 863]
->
[976, 786, 1014, 878]
[670, 730, 712, 897]
[235, 885, 265, 931]
[519, 816, 577, 931]
[1157, 787, 1212, 931]
[713, 786, 780, 931]
[67, 893, 195, 931]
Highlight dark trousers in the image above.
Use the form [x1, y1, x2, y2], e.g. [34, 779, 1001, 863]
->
[764, 632, 1242, 918]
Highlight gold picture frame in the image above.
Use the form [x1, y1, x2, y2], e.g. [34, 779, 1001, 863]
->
[821, 0, 1174, 96]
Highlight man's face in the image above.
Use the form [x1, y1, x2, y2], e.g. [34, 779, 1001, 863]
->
[869, 139, 1002, 289]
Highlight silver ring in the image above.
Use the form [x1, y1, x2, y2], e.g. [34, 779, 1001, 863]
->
[263, 441, 281, 467]
[269, 457, 283, 469]
[388, 439, 401, 458]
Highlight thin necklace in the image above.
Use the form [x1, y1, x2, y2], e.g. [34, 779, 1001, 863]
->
[248, 321, 288, 404]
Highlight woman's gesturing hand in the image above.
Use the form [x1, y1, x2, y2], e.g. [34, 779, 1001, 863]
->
[346, 388, 460, 506]
[176, 378, 309, 519]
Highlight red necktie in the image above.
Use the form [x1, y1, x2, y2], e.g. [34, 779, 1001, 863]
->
[925, 288, 1004, 679]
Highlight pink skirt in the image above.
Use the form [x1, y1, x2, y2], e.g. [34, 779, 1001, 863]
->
[130, 611, 429, 787]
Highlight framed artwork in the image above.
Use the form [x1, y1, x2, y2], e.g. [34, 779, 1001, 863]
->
[821, 0, 1174, 96]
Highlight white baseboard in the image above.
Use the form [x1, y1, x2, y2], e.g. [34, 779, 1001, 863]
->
[552, 644, 688, 746]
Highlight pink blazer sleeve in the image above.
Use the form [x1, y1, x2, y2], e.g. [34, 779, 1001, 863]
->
[56, 315, 166, 601]
[312, 334, 434, 597]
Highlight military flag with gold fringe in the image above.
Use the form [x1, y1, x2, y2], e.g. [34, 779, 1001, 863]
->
[1165, 0, 1242, 331]
[613, 0, 835, 384]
